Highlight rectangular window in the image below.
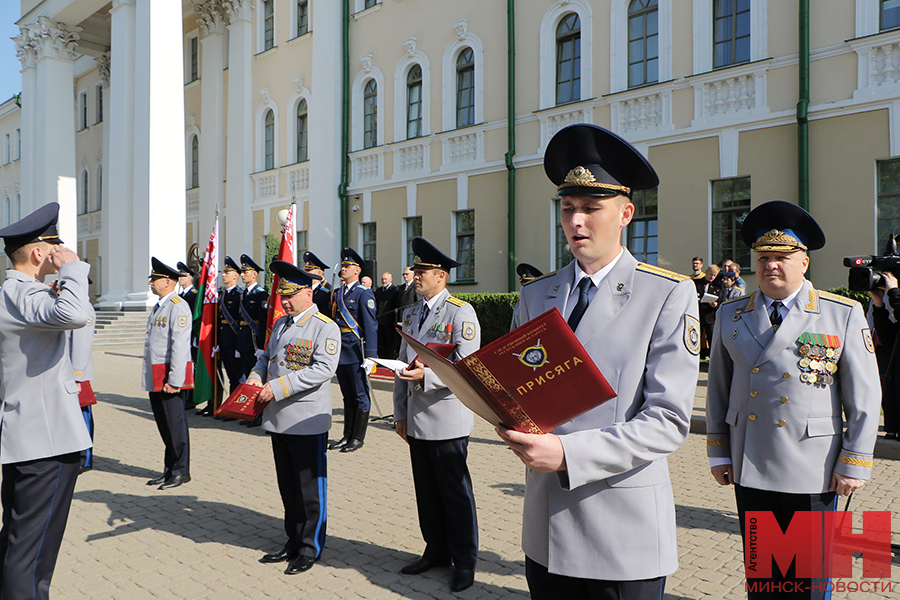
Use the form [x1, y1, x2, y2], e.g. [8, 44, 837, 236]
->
[627, 189, 658, 265]
[455, 210, 475, 281]
[884, 0, 900, 30]
[14, 129, 20, 161]
[362, 222, 377, 266]
[296, 230, 308, 256]
[190, 36, 199, 82]
[405, 216, 422, 267]
[95, 85, 103, 124]
[3, 134, 8, 165]
[365, 0, 378, 8]
[711, 177, 752, 271]
[713, 0, 751, 69]
[79, 92, 88, 130]
[456, 51, 475, 128]
[553, 199, 574, 270]
[297, 0, 309, 36]
[878, 158, 900, 252]
[264, 0, 275, 51]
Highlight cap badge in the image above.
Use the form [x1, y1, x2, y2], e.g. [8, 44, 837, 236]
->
[565, 166, 596, 185]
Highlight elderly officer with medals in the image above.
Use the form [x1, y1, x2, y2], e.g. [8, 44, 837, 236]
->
[329, 247, 378, 453]
[143, 257, 194, 490]
[0, 203, 92, 600]
[394, 237, 481, 593]
[248, 261, 340, 575]
[706, 201, 880, 599]
[498, 125, 700, 600]
[303, 251, 332, 316]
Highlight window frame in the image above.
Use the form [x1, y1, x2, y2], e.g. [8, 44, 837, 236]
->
[454, 209, 476, 282]
[95, 165, 102, 211]
[190, 135, 200, 189]
[78, 91, 88, 131]
[363, 79, 378, 149]
[263, 0, 276, 52]
[296, 0, 309, 37]
[406, 64, 423, 140]
[79, 170, 90, 215]
[190, 36, 199, 82]
[882, 0, 900, 31]
[552, 198, 574, 270]
[442, 33, 484, 131]
[455, 48, 476, 128]
[626, 188, 659, 265]
[264, 108, 276, 171]
[404, 216, 422, 268]
[540, 0, 593, 109]
[555, 12, 582, 105]
[296, 98, 309, 163]
[361, 222, 377, 265]
[712, 0, 751, 69]
[710, 176, 752, 272]
[877, 158, 900, 253]
[627, 0, 659, 88]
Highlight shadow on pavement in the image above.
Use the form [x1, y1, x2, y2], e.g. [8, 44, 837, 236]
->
[675, 504, 740, 535]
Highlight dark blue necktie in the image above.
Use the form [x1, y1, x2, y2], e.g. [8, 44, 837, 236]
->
[769, 300, 784, 330]
[419, 304, 430, 329]
[567, 278, 594, 332]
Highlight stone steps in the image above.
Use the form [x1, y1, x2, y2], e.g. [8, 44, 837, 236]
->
[92, 308, 150, 346]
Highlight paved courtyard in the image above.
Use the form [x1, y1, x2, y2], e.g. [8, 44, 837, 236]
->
[46, 345, 900, 598]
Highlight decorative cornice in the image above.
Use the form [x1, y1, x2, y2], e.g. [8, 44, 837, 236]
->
[96, 51, 110, 87]
[16, 17, 82, 65]
[455, 19, 468, 40]
[360, 54, 372, 73]
[223, 0, 252, 24]
[195, 0, 226, 37]
[14, 26, 37, 69]
[111, 0, 136, 8]
[403, 38, 416, 57]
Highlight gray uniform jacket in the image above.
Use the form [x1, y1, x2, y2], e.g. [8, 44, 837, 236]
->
[706, 281, 880, 493]
[141, 292, 193, 392]
[512, 251, 700, 580]
[0, 263, 93, 464]
[250, 306, 340, 435]
[393, 289, 481, 440]
[70, 304, 95, 383]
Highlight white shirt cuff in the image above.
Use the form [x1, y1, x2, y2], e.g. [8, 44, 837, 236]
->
[709, 457, 733, 467]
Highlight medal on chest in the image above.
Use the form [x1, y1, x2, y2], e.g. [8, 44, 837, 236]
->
[427, 321, 452, 341]
[281, 338, 313, 370]
[797, 332, 840, 385]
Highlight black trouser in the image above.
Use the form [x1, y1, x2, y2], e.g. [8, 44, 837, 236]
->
[407, 436, 477, 570]
[149, 391, 190, 478]
[0, 452, 81, 600]
[335, 364, 371, 412]
[377, 320, 397, 359]
[735, 484, 837, 600]
[271, 433, 327, 559]
[526, 557, 666, 600]
[876, 345, 900, 434]
[240, 351, 258, 379]
[220, 349, 243, 394]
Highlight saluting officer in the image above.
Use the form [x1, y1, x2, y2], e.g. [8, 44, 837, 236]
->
[500, 125, 700, 600]
[303, 251, 332, 316]
[238, 254, 268, 376]
[249, 261, 340, 576]
[706, 201, 880, 599]
[329, 247, 378, 453]
[143, 258, 194, 490]
[394, 237, 481, 593]
[0, 203, 92, 600]
[219, 256, 243, 396]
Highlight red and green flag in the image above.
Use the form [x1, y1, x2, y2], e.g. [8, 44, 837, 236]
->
[265, 202, 296, 348]
[192, 217, 219, 406]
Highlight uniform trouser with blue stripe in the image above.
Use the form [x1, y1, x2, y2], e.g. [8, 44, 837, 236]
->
[271, 432, 327, 559]
[81, 406, 94, 468]
[336, 363, 371, 412]
[407, 436, 478, 570]
[0, 452, 81, 600]
[149, 391, 190, 478]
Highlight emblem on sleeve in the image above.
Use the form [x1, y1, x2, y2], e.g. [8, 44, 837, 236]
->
[325, 339, 339, 355]
[863, 329, 875, 354]
[367, 298, 375, 310]
[177, 315, 188, 328]
[684, 315, 700, 355]
[462, 322, 476, 340]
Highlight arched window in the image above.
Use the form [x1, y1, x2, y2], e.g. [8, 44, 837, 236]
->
[555, 13, 581, 104]
[713, 0, 750, 69]
[263, 0, 275, 51]
[296, 99, 308, 162]
[81, 171, 89, 215]
[190, 136, 199, 188]
[406, 64, 423, 139]
[628, 0, 658, 87]
[883, 0, 900, 30]
[456, 48, 475, 128]
[363, 79, 377, 149]
[95, 168, 102, 211]
[264, 109, 275, 170]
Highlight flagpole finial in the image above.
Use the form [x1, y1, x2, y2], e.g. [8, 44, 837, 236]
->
[215, 203, 220, 219]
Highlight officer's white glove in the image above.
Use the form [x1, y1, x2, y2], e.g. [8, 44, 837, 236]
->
[212, 345, 219, 357]
[254, 349, 265, 358]
[235, 350, 241, 358]
[362, 358, 376, 374]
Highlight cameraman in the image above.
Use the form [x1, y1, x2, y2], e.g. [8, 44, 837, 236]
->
[869, 271, 900, 439]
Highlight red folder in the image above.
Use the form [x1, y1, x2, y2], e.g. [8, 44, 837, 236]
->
[215, 383, 266, 421]
[78, 381, 97, 407]
[151, 362, 195, 392]
[399, 308, 616, 434]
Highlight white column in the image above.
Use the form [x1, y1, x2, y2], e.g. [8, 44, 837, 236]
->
[308, 0, 343, 265]
[19, 17, 81, 245]
[224, 0, 254, 258]
[196, 0, 226, 242]
[13, 28, 36, 214]
[97, 51, 110, 296]
[98, 0, 136, 308]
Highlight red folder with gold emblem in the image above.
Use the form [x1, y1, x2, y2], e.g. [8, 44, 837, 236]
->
[78, 381, 97, 407]
[151, 362, 195, 392]
[215, 383, 266, 420]
[399, 308, 616, 434]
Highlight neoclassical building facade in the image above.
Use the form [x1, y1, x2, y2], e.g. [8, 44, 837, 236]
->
[8, 0, 900, 305]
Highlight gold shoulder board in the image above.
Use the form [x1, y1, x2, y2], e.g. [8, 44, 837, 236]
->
[170, 296, 182, 304]
[722, 294, 751, 305]
[313, 312, 334, 323]
[445, 296, 467, 307]
[636, 263, 691, 282]
[522, 270, 559, 287]
[818, 290, 858, 308]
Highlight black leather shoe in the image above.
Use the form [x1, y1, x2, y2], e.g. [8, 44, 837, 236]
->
[284, 555, 317, 574]
[158, 475, 191, 490]
[78, 466, 92, 475]
[451, 568, 475, 592]
[196, 406, 212, 416]
[259, 549, 298, 564]
[247, 415, 263, 428]
[221, 416, 236, 422]
[328, 437, 348, 450]
[340, 439, 364, 453]
[400, 556, 451, 575]
[147, 474, 167, 486]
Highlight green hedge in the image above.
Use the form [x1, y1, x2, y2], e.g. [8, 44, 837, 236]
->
[826, 286, 870, 313]
[454, 292, 520, 346]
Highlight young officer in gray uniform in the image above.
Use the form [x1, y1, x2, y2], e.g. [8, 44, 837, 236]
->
[0, 202, 93, 600]
[706, 201, 880, 599]
[143, 257, 194, 490]
[394, 237, 481, 593]
[499, 125, 700, 600]
[249, 261, 340, 576]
